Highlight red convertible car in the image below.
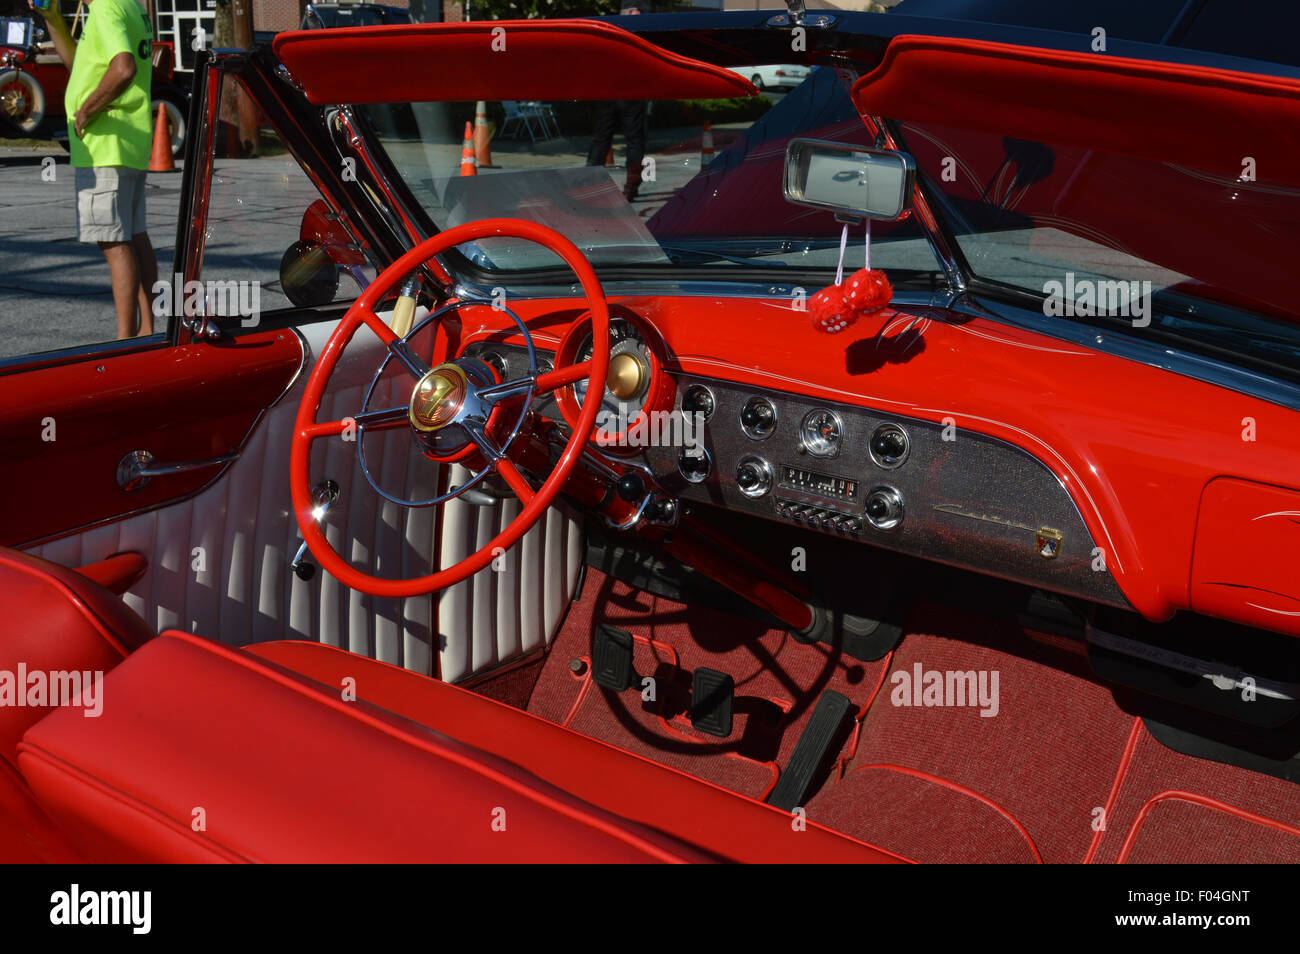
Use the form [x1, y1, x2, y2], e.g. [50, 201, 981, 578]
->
[2, 6, 1300, 865]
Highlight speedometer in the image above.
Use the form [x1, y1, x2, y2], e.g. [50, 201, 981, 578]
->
[800, 408, 843, 458]
[572, 318, 652, 427]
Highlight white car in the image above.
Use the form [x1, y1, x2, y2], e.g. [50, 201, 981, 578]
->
[729, 64, 811, 90]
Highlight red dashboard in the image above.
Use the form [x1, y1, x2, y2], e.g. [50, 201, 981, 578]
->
[446, 292, 1300, 635]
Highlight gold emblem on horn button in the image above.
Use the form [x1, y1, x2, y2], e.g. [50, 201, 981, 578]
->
[606, 352, 645, 401]
[409, 364, 467, 432]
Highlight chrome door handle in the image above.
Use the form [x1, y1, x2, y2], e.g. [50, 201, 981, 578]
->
[117, 449, 238, 492]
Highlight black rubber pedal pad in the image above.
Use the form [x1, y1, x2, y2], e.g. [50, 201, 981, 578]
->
[690, 667, 735, 738]
[591, 624, 636, 691]
[767, 689, 854, 812]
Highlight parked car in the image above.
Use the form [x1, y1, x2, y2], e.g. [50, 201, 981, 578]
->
[300, 2, 413, 29]
[2, 7, 1300, 866]
[728, 63, 809, 90]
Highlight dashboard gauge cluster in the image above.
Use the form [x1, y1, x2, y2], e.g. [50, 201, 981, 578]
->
[642, 375, 1131, 609]
[554, 310, 676, 454]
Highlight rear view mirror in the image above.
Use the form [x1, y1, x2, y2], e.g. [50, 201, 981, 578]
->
[784, 139, 915, 221]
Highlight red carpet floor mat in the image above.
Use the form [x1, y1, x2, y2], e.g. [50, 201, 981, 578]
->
[526, 576, 1300, 862]
[1086, 721, 1300, 864]
[808, 601, 1136, 863]
[527, 569, 893, 801]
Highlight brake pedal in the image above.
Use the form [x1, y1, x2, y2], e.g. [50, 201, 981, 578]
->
[690, 667, 735, 737]
[767, 690, 854, 812]
[591, 624, 636, 691]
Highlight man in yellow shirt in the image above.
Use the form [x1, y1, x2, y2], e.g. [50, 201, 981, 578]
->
[33, 0, 156, 339]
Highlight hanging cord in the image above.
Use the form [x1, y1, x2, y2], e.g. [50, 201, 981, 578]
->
[834, 219, 873, 286]
[834, 222, 849, 286]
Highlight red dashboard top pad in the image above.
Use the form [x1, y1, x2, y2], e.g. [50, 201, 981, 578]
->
[273, 20, 758, 105]
[852, 35, 1300, 185]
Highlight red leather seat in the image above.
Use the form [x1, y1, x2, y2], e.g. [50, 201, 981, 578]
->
[0, 547, 154, 862]
[18, 632, 907, 863]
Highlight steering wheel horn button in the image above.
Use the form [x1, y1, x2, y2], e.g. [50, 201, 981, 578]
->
[409, 363, 468, 432]
[607, 350, 647, 401]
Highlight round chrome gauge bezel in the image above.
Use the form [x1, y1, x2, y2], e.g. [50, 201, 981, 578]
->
[677, 445, 712, 484]
[868, 422, 910, 470]
[740, 396, 778, 440]
[735, 454, 773, 499]
[682, 383, 716, 423]
[479, 349, 508, 380]
[799, 408, 844, 458]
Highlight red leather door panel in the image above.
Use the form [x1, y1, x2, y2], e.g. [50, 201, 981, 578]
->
[0, 332, 304, 548]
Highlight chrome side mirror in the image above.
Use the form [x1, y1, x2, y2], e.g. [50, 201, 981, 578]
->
[784, 138, 915, 221]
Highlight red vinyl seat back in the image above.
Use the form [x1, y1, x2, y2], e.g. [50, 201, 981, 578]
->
[0, 546, 153, 862]
[0, 547, 151, 766]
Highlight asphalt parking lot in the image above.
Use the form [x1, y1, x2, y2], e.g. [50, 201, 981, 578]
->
[0, 148, 183, 359]
[0, 112, 741, 362]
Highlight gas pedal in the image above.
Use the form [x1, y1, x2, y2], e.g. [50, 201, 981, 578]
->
[767, 690, 854, 812]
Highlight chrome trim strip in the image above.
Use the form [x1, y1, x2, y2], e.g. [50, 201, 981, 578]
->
[331, 107, 427, 249]
[0, 333, 169, 375]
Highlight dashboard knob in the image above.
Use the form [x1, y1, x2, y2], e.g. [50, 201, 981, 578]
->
[682, 385, 715, 421]
[740, 397, 777, 438]
[869, 423, 910, 469]
[864, 486, 904, 531]
[677, 447, 711, 484]
[742, 403, 771, 428]
[734, 455, 772, 498]
[616, 472, 646, 502]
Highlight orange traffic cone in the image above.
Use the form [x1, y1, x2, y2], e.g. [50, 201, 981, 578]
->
[473, 100, 493, 168]
[149, 103, 176, 172]
[605, 148, 614, 167]
[700, 121, 715, 164]
[459, 121, 477, 176]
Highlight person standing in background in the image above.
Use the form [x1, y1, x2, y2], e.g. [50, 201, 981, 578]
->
[32, 0, 156, 339]
[586, 3, 649, 202]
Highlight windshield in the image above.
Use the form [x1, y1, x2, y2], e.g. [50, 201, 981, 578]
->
[360, 69, 936, 282]
[357, 61, 1299, 377]
[891, 118, 1300, 369]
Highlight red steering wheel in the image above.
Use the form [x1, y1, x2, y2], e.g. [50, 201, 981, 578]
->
[290, 218, 610, 598]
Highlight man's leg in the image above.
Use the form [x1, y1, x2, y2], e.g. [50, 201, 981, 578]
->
[132, 232, 157, 336]
[99, 241, 140, 339]
[586, 101, 620, 166]
[619, 101, 648, 201]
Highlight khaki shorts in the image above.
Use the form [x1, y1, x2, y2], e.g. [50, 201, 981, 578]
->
[75, 166, 148, 243]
